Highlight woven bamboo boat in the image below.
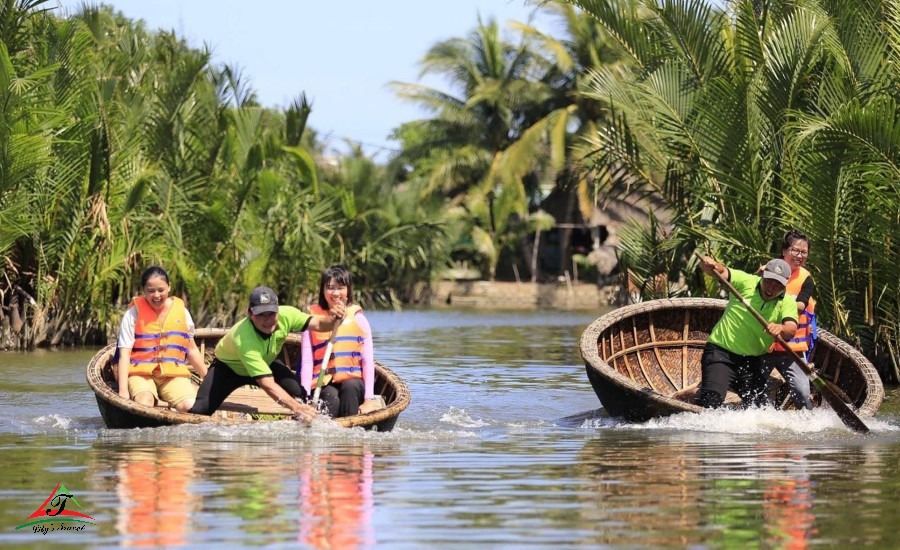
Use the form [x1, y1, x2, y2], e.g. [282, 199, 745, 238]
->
[580, 298, 884, 421]
[87, 328, 410, 431]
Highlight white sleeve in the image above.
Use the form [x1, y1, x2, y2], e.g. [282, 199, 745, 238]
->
[184, 309, 196, 337]
[117, 307, 139, 349]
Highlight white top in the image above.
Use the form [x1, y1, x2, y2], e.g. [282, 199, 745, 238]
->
[117, 305, 196, 349]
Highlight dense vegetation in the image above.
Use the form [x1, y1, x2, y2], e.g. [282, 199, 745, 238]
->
[0, 0, 445, 347]
[566, 0, 900, 382]
[1, 0, 897, 384]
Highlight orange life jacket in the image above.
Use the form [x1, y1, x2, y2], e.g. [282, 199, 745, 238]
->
[308, 304, 365, 385]
[129, 296, 192, 378]
[770, 267, 817, 353]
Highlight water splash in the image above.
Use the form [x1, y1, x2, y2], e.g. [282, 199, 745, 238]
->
[34, 413, 75, 430]
[578, 406, 899, 436]
[440, 407, 489, 428]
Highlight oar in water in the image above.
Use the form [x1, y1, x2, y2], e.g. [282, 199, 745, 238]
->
[312, 313, 346, 407]
[557, 408, 607, 426]
[696, 253, 869, 434]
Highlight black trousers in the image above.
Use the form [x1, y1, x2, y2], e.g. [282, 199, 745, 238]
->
[189, 359, 306, 415]
[317, 378, 365, 418]
[695, 343, 768, 409]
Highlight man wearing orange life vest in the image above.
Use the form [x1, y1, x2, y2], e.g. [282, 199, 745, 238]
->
[298, 265, 377, 417]
[764, 230, 817, 410]
[116, 266, 208, 412]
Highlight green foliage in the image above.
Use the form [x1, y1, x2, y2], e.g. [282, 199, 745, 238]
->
[390, 5, 624, 280]
[570, 0, 900, 380]
[5, 0, 897, 386]
[617, 211, 692, 300]
[0, 2, 447, 347]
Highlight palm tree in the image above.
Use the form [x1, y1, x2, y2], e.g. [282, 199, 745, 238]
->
[501, 1, 625, 277]
[390, 15, 551, 279]
[0, 3, 324, 343]
[0, 0, 117, 346]
[567, 0, 900, 379]
[392, 6, 632, 281]
[391, 15, 540, 190]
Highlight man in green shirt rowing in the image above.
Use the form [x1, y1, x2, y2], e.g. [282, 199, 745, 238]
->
[189, 286, 345, 422]
[695, 257, 798, 408]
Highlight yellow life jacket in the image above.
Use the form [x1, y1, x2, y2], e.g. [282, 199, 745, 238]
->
[308, 304, 365, 385]
[770, 267, 817, 353]
[129, 296, 192, 378]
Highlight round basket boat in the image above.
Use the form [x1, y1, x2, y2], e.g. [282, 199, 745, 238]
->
[580, 297, 884, 421]
[87, 328, 411, 431]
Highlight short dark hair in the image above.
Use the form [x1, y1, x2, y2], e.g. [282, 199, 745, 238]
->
[317, 264, 353, 309]
[141, 266, 170, 287]
[782, 229, 809, 252]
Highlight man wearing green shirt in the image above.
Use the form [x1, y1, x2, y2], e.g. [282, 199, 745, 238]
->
[695, 257, 798, 408]
[190, 286, 345, 422]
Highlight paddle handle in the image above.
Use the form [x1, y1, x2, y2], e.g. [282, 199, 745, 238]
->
[695, 253, 869, 433]
[311, 313, 344, 405]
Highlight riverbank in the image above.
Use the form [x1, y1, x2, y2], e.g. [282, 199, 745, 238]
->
[428, 280, 622, 310]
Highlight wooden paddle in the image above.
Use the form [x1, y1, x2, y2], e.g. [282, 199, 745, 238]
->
[312, 313, 345, 406]
[696, 253, 869, 434]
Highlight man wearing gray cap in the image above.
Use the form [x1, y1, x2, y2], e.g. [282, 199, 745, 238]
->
[693, 256, 799, 408]
[189, 285, 345, 422]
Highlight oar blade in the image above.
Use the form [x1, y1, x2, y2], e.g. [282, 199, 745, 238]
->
[812, 377, 870, 434]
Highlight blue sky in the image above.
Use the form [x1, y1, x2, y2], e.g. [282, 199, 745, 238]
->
[54, 1, 553, 159]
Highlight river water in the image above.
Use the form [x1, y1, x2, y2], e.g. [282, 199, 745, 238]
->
[1, 308, 899, 549]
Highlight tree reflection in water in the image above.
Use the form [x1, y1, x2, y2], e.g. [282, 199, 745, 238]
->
[573, 436, 818, 548]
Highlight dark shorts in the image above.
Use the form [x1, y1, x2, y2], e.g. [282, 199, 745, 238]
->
[189, 358, 306, 415]
[695, 343, 768, 408]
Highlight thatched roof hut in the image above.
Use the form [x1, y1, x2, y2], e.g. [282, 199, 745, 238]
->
[536, 184, 670, 279]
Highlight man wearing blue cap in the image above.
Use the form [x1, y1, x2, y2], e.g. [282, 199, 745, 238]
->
[694, 257, 799, 408]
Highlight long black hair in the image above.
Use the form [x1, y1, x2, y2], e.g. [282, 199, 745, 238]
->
[317, 264, 353, 309]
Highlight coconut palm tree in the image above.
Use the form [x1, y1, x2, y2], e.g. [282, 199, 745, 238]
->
[500, 1, 625, 276]
[567, 0, 900, 379]
[390, 15, 555, 279]
[391, 16, 543, 193]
